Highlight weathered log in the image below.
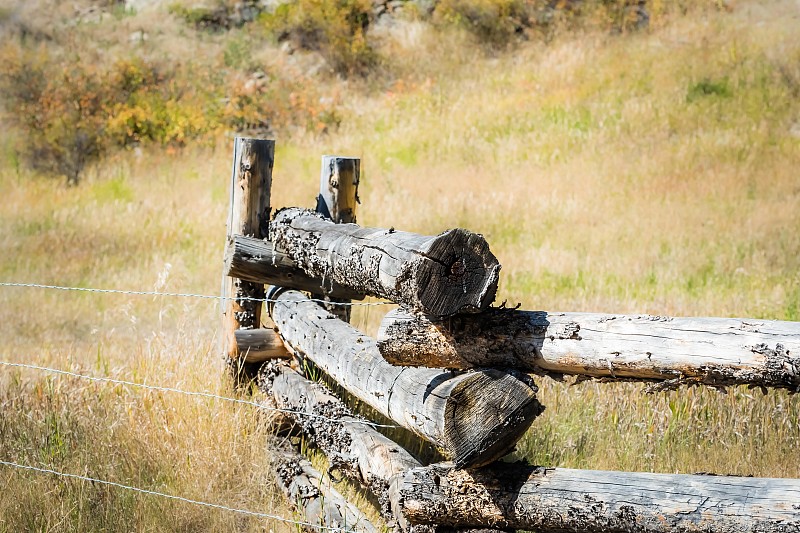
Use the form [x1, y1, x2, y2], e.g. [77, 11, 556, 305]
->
[314, 156, 361, 322]
[222, 137, 289, 363]
[270, 208, 500, 317]
[397, 462, 800, 532]
[225, 235, 365, 300]
[377, 309, 800, 391]
[267, 289, 543, 468]
[259, 362, 421, 528]
[234, 327, 290, 363]
[273, 446, 378, 533]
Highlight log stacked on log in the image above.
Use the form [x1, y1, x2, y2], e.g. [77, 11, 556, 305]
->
[266, 289, 544, 468]
[272, 444, 379, 533]
[258, 362, 421, 529]
[225, 235, 365, 300]
[270, 207, 501, 317]
[221, 144, 800, 533]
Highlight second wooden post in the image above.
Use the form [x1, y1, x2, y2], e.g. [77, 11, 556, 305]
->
[314, 155, 360, 322]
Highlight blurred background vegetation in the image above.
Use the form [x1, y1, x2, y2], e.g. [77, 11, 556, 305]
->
[1, 0, 799, 531]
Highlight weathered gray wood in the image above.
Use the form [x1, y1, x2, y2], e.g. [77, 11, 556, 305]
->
[222, 137, 275, 361]
[270, 208, 500, 317]
[397, 462, 800, 532]
[267, 289, 543, 468]
[316, 156, 360, 225]
[273, 446, 379, 533]
[259, 362, 421, 528]
[377, 309, 800, 392]
[234, 327, 290, 363]
[314, 156, 361, 322]
[225, 235, 365, 300]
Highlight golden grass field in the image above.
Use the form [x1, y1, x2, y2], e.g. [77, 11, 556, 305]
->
[1, 0, 799, 530]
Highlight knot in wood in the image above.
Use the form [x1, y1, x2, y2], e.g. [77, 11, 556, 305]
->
[450, 259, 466, 279]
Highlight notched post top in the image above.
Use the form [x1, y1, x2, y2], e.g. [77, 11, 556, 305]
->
[269, 207, 501, 317]
[317, 156, 360, 224]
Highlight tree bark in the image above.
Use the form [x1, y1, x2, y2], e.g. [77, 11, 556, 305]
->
[396, 462, 800, 532]
[222, 138, 286, 363]
[259, 362, 421, 528]
[377, 309, 800, 391]
[269, 208, 500, 317]
[272, 445, 379, 533]
[225, 235, 365, 300]
[267, 289, 543, 468]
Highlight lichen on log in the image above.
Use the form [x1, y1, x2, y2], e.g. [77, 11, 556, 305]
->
[270, 208, 500, 317]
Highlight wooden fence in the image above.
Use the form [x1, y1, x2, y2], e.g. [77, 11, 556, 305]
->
[221, 137, 800, 532]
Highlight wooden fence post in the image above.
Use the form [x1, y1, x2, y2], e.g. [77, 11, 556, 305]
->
[222, 137, 288, 373]
[314, 155, 360, 322]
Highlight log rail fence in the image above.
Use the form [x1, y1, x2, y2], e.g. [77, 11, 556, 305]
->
[223, 137, 800, 532]
[1, 135, 798, 531]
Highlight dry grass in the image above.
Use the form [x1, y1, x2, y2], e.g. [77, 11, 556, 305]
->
[1, 0, 800, 530]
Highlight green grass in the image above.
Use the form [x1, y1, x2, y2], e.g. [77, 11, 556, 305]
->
[1, 0, 800, 530]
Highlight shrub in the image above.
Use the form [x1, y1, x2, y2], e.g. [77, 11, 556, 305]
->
[686, 78, 733, 103]
[433, 0, 533, 48]
[0, 43, 342, 183]
[260, 0, 378, 76]
[0, 45, 110, 184]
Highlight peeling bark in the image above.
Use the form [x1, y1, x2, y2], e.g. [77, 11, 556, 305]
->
[259, 362, 421, 528]
[397, 462, 800, 532]
[225, 235, 365, 300]
[267, 289, 543, 468]
[377, 309, 800, 392]
[270, 208, 500, 317]
[272, 445, 378, 533]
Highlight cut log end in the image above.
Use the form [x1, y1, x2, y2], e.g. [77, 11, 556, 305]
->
[444, 370, 544, 468]
[413, 230, 500, 317]
[234, 328, 290, 363]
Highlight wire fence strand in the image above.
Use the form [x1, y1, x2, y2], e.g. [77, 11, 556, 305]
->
[0, 282, 393, 307]
[0, 360, 396, 429]
[0, 459, 360, 532]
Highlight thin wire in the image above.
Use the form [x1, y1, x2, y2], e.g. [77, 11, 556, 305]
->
[0, 459, 358, 532]
[0, 360, 396, 429]
[0, 282, 392, 307]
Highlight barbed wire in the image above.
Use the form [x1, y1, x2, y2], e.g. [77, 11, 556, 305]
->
[0, 360, 397, 429]
[0, 459, 360, 532]
[0, 282, 393, 307]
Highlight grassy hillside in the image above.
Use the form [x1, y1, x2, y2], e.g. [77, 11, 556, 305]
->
[1, 0, 799, 530]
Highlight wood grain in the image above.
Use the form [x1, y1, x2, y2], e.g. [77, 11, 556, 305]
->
[270, 208, 500, 317]
[398, 462, 800, 532]
[267, 289, 543, 467]
[377, 308, 800, 391]
[222, 138, 287, 362]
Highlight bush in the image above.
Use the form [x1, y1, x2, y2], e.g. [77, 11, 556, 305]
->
[260, 0, 378, 77]
[433, 0, 533, 48]
[0, 46, 110, 184]
[0, 43, 342, 183]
